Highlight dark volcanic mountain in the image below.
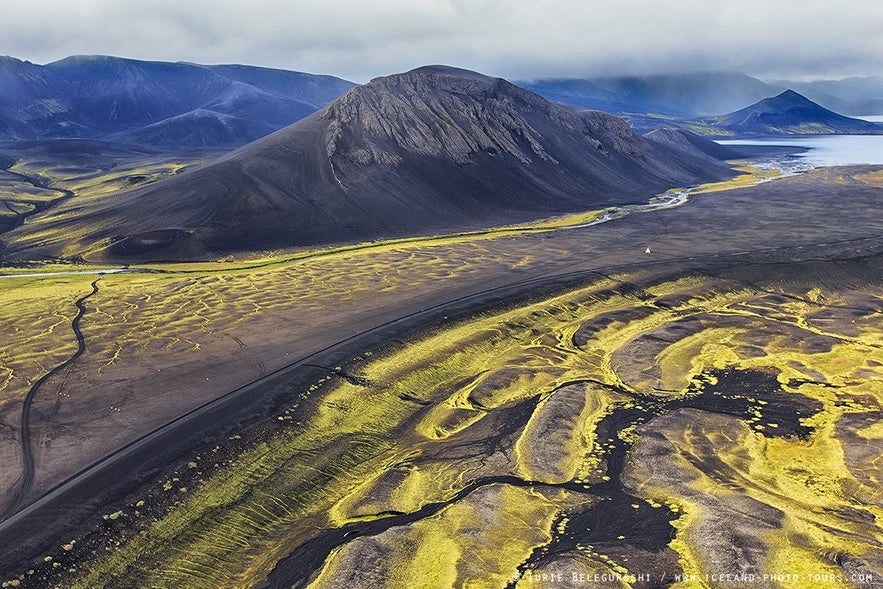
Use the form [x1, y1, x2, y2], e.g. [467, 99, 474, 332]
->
[0, 55, 355, 148]
[702, 90, 883, 136]
[5, 66, 735, 262]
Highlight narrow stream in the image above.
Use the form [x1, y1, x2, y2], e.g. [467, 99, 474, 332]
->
[0, 163, 75, 235]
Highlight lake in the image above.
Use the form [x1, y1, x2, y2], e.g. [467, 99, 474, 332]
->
[717, 135, 883, 167]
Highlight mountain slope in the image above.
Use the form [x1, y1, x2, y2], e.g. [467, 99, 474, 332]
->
[702, 90, 883, 136]
[4, 65, 735, 262]
[0, 55, 355, 148]
[644, 128, 742, 160]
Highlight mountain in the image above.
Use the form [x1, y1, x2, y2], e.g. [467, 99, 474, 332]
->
[773, 76, 883, 116]
[701, 90, 883, 136]
[0, 55, 355, 148]
[4, 66, 735, 262]
[520, 72, 786, 117]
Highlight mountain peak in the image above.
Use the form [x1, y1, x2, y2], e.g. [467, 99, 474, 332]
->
[0, 55, 355, 148]
[402, 65, 497, 81]
[745, 89, 843, 115]
[323, 64, 561, 166]
[0, 56, 34, 71]
[768, 89, 814, 106]
[49, 54, 126, 66]
[366, 64, 512, 93]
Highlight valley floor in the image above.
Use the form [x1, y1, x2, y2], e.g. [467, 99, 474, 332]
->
[1, 164, 882, 588]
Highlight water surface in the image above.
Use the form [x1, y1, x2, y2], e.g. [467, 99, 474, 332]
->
[718, 135, 883, 168]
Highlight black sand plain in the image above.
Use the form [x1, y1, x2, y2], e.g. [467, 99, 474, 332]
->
[1, 164, 882, 587]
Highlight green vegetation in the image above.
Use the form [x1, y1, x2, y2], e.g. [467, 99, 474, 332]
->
[3, 156, 882, 588]
[10, 258, 881, 587]
[1, 156, 197, 258]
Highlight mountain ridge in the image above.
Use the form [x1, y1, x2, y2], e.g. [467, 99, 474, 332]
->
[0, 55, 355, 148]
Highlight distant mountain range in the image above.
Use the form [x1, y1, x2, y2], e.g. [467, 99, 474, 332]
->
[519, 71, 883, 118]
[519, 72, 779, 117]
[0, 55, 355, 148]
[4, 66, 733, 262]
[613, 90, 882, 137]
[1, 56, 881, 149]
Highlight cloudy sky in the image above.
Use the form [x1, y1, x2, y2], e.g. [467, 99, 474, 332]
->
[4, 0, 882, 82]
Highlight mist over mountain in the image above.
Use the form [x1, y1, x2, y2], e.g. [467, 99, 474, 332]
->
[0, 55, 355, 148]
[519, 72, 883, 119]
[772, 76, 883, 116]
[520, 72, 785, 117]
[5, 66, 734, 262]
[524, 76, 883, 136]
[514, 78, 681, 116]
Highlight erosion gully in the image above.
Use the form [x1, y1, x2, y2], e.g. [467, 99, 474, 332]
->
[0, 160, 75, 237]
[259, 368, 822, 589]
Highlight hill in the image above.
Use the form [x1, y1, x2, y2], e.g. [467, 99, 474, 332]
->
[4, 66, 735, 262]
[702, 90, 883, 136]
[0, 55, 355, 148]
[644, 128, 743, 160]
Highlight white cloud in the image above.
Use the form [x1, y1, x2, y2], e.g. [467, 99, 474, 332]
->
[3, 0, 881, 81]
